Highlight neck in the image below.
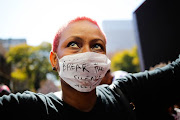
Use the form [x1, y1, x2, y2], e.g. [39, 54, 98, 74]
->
[61, 80, 97, 112]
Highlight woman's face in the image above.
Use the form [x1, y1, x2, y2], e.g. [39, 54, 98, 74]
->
[56, 20, 106, 59]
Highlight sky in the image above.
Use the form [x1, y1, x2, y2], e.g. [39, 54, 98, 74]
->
[0, 0, 145, 46]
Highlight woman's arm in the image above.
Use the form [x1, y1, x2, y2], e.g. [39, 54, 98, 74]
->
[113, 54, 180, 107]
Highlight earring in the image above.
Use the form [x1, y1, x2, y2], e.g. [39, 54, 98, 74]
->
[52, 67, 56, 71]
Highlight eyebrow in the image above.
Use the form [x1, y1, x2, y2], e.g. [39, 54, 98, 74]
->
[66, 36, 105, 44]
[90, 38, 105, 44]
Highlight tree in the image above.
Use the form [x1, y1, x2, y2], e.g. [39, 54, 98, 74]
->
[6, 42, 58, 92]
[110, 46, 140, 73]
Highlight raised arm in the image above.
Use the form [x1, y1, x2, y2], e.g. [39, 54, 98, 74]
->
[113, 54, 180, 108]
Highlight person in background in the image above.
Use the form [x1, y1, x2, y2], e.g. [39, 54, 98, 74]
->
[0, 16, 180, 120]
[174, 103, 180, 120]
[100, 69, 128, 85]
[112, 70, 128, 81]
[0, 84, 11, 97]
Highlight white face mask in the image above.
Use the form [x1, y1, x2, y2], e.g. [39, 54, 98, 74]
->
[57, 52, 111, 92]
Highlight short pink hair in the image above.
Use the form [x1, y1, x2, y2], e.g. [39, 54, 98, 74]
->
[52, 16, 106, 53]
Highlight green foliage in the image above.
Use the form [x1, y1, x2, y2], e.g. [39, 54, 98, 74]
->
[11, 68, 27, 81]
[6, 42, 58, 91]
[111, 46, 140, 73]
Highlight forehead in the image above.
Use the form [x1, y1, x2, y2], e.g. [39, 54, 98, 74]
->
[60, 20, 105, 41]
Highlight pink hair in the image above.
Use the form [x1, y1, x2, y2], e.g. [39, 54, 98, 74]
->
[52, 16, 106, 53]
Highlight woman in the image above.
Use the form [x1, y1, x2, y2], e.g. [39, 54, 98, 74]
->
[0, 16, 180, 120]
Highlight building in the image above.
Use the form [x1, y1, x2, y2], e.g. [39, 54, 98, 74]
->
[0, 38, 26, 51]
[102, 20, 137, 54]
[0, 44, 11, 87]
[0, 38, 26, 88]
[133, 0, 180, 71]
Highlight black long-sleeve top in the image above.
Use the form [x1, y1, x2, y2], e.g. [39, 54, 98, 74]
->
[0, 55, 180, 120]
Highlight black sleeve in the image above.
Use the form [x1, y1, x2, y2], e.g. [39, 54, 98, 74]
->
[0, 91, 50, 119]
[113, 54, 180, 109]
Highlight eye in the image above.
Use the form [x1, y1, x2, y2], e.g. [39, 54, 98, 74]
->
[67, 42, 79, 48]
[92, 44, 103, 50]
